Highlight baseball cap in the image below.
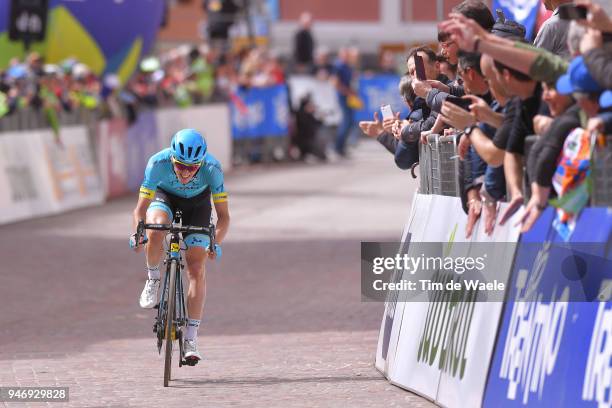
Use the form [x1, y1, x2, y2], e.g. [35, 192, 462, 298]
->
[556, 56, 603, 95]
[492, 19, 526, 39]
[599, 90, 612, 108]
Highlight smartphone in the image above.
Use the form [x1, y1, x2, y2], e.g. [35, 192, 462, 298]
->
[414, 55, 427, 81]
[558, 4, 587, 20]
[381, 104, 394, 120]
[446, 96, 472, 112]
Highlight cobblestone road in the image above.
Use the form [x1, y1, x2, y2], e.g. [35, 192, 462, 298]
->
[0, 141, 434, 408]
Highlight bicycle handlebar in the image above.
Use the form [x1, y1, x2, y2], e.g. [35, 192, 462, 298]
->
[141, 223, 212, 234]
[134, 219, 215, 250]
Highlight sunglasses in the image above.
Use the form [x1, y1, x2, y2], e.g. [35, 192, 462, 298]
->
[172, 157, 202, 172]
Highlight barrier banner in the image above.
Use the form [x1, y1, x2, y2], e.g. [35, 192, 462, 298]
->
[387, 194, 521, 407]
[230, 85, 289, 140]
[483, 207, 612, 408]
[287, 75, 342, 126]
[155, 104, 232, 171]
[97, 118, 128, 198]
[0, 129, 54, 224]
[355, 74, 410, 122]
[125, 110, 159, 191]
[39, 126, 105, 212]
[375, 193, 431, 376]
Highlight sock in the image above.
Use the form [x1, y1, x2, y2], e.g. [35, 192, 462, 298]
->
[185, 318, 201, 340]
[146, 263, 160, 280]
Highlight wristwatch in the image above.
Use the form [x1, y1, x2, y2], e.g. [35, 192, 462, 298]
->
[464, 124, 477, 138]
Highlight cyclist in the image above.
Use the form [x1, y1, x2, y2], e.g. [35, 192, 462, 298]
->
[130, 128, 230, 365]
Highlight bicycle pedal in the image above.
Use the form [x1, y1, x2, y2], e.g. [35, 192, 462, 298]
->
[153, 303, 160, 310]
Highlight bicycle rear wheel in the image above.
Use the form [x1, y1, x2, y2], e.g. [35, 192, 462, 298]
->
[163, 259, 178, 387]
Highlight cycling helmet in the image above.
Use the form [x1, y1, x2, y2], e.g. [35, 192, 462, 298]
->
[170, 129, 207, 164]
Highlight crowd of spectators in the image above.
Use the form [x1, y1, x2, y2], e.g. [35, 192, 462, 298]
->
[0, 42, 293, 124]
[358, 0, 612, 238]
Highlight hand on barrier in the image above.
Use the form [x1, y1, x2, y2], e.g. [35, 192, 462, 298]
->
[457, 134, 471, 160]
[518, 199, 544, 233]
[482, 200, 498, 236]
[499, 194, 524, 226]
[466, 198, 482, 239]
[420, 130, 431, 145]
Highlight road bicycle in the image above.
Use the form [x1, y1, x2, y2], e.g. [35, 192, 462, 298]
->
[134, 211, 215, 387]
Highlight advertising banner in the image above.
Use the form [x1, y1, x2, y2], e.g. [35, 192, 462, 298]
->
[125, 110, 158, 192]
[387, 195, 521, 407]
[155, 104, 232, 171]
[230, 85, 289, 140]
[39, 126, 104, 212]
[483, 207, 612, 408]
[0, 129, 55, 224]
[355, 74, 410, 123]
[375, 193, 432, 376]
[97, 118, 128, 198]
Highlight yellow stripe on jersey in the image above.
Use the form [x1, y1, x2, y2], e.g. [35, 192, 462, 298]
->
[212, 192, 228, 203]
[139, 187, 155, 199]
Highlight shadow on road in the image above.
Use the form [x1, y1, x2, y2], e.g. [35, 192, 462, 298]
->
[172, 375, 383, 388]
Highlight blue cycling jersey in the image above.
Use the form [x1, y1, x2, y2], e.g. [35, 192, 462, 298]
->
[139, 148, 227, 203]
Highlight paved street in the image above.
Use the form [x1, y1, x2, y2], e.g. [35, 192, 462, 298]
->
[0, 141, 434, 408]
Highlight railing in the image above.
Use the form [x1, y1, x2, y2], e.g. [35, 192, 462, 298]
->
[418, 133, 460, 197]
[0, 107, 97, 132]
[417, 133, 611, 207]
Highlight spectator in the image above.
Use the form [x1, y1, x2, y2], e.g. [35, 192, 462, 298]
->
[522, 56, 605, 231]
[312, 46, 333, 80]
[293, 12, 315, 73]
[332, 47, 358, 157]
[534, 0, 573, 59]
[379, 50, 398, 75]
[437, 53, 456, 81]
[400, 46, 450, 145]
[293, 94, 327, 161]
[359, 75, 421, 169]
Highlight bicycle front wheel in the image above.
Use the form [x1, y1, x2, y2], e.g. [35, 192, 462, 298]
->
[163, 259, 178, 387]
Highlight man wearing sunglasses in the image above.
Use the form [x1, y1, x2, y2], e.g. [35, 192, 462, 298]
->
[130, 128, 230, 364]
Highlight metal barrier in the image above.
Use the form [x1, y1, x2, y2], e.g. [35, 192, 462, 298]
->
[418, 133, 461, 197]
[0, 107, 97, 133]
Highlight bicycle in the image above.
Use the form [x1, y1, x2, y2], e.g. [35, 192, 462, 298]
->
[134, 210, 216, 387]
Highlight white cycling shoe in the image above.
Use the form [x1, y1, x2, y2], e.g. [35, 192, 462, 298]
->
[184, 339, 202, 364]
[139, 279, 160, 309]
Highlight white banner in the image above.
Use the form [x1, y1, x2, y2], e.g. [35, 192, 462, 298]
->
[38, 127, 105, 213]
[0, 126, 104, 225]
[385, 194, 521, 407]
[287, 75, 342, 126]
[155, 104, 232, 171]
[0, 130, 55, 224]
[375, 193, 434, 377]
